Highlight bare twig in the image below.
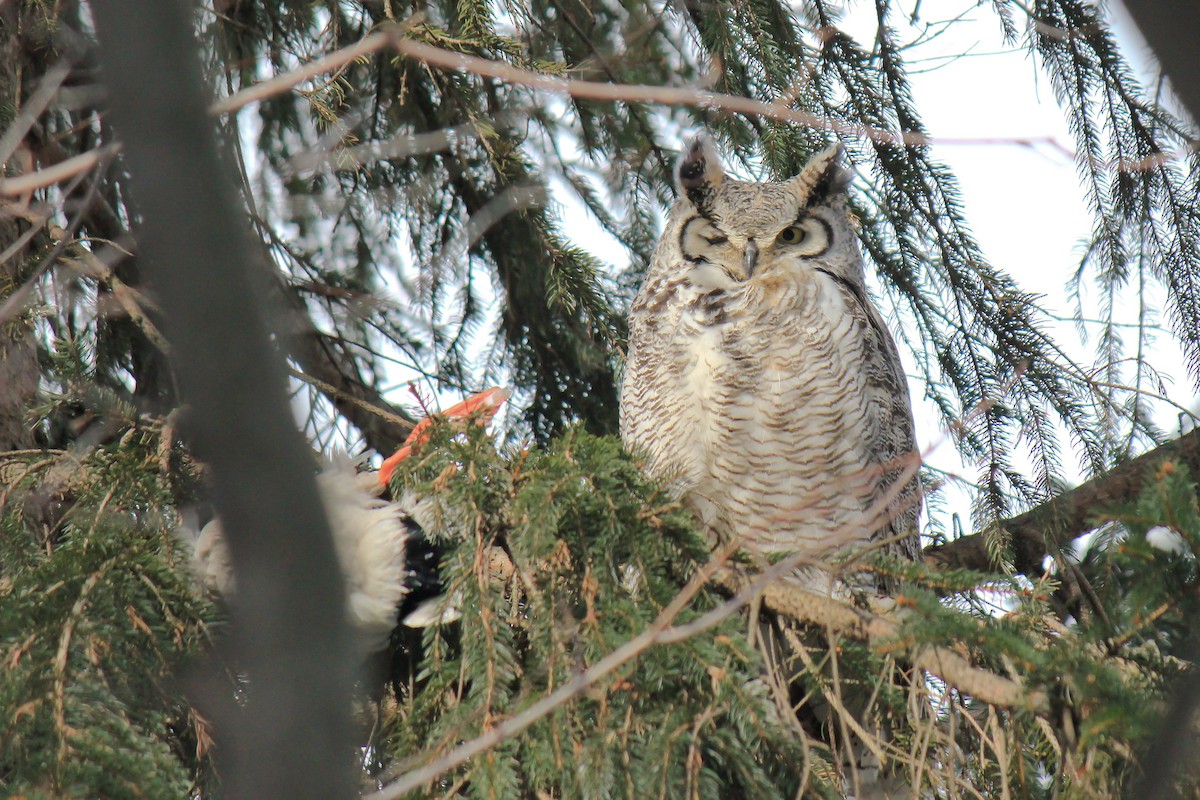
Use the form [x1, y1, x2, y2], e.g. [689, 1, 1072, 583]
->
[0, 144, 121, 196]
[0, 160, 106, 327]
[286, 366, 414, 433]
[0, 59, 73, 168]
[210, 30, 392, 115]
[288, 119, 505, 175]
[209, 24, 1193, 171]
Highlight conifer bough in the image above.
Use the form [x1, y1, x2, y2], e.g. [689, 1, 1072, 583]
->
[925, 426, 1200, 575]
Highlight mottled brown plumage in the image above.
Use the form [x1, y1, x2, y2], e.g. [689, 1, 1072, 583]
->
[621, 138, 920, 591]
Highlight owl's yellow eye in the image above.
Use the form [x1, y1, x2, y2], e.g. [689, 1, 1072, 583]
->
[778, 225, 807, 244]
[775, 218, 831, 257]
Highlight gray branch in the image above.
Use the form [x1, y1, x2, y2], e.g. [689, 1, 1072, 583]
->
[924, 427, 1200, 575]
[89, 3, 356, 797]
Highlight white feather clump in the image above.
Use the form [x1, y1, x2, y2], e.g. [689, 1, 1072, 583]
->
[190, 453, 409, 652]
[1145, 525, 1189, 556]
[191, 509, 235, 598]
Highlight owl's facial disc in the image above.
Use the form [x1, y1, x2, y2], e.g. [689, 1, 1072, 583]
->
[773, 214, 832, 258]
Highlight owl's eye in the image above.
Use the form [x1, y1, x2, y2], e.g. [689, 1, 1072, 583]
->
[775, 217, 831, 257]
[777, 225, 807, 244]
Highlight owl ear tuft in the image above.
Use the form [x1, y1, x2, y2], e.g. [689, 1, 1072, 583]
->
[677, 135, 725, 209]
[789, 143, 852, 207]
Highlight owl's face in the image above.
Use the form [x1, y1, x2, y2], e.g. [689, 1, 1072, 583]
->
[663, 137, 860, 289]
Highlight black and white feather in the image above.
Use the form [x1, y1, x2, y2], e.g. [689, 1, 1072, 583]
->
[190, 454, 410, 652]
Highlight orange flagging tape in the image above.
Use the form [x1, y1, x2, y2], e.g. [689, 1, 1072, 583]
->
[378, 387, 511, 487]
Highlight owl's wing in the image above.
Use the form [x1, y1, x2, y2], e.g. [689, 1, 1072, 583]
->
[816, 269, 922, 562]
[620, 272, 683, 452]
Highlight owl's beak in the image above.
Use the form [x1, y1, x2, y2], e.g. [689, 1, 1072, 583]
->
[742, 239, 759, 278]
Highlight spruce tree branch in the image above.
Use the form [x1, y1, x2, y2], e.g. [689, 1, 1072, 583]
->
[210, 23, 1193, 171]
[53, 560, 110, 762]
[369, 539, 744, 800]
[376, 456, 925, 796]
[0, 144, 121, 196]
[9, 122, 408, 444]
[715, 568, 1048, 712]
[238, 213, 419, 454]
[924, 428, 1200, 575]
[374, 452, 1040, 798]
[1110, 11, 1200, 792]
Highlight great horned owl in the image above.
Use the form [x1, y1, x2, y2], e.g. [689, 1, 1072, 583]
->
[621, 137, 921, 589]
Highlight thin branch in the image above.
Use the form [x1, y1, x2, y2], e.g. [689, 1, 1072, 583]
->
[58, 243, 170, 354]
[208, 24, 1194, 171]
[0, 58, 73, 168]
[286, 365, 414, 437]
[386, 35, 914, 146]
[210, 29, 393, 115]
[0, 159, 106, 326]
[727, 571, 1047, 711]
[281, 296, 417, 454]
[0, 144, 121, 196]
